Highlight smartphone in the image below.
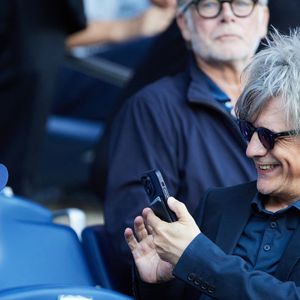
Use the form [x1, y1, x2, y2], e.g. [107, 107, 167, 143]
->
[141, 169, 177, 222]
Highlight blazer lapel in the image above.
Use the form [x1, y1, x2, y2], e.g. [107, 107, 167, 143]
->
[215, 182, 257, 254]
[275, 223, 300, 281]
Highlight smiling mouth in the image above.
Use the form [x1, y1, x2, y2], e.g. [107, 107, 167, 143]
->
[256, 164, 280, 171]
[216, 34, 241, 40]
[259, 165, 274, 170]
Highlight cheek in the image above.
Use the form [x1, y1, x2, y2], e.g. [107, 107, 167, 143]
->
[244, 14, 267, 41]
[287, 160, 300, 178]
[242, 26, 259, 45]
[193, 20, 214, 41]
[240, 15, 264, 40]
[276, 143, 300, 177]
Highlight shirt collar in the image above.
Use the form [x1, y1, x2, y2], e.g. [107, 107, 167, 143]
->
[251, 193, 300, 229]
[205, 74, 229, 102]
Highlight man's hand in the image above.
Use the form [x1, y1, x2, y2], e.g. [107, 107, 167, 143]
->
[151, 0, 177, 8]
[144, 197, 201, 266]
[124, 216, 174, 283]
[137, 5, 175, 37]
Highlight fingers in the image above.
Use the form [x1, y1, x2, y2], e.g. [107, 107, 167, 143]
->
[124, 214, 153, 252]
[134, 216, 148, 241]
[167, 197, 190, 221]
[124, 227, 139, 252]
[142, 207, 166, 235]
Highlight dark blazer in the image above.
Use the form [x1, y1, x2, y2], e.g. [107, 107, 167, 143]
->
[135, 181, 300, 299]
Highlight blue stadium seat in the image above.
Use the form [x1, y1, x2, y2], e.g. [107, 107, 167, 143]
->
[81, 225, 132, 295]
[0, 193, 94, 289]
[0, 285, 131, 300]
[0, 193, 132, 299]
[81, 225, 115, 289]
[38, 115, 104, 188]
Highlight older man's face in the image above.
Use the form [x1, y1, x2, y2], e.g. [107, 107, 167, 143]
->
[177, 1, 269, 65]
[246, 97, 300, 203]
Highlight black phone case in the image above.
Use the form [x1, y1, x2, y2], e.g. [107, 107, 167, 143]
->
[141, 169, 177, 222]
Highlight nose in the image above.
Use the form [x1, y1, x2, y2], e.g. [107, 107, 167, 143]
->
[246, 132, 268, 158]
[220, 2, 235, 21]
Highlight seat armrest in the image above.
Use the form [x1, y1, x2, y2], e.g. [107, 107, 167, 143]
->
[53, 208, 86, 238]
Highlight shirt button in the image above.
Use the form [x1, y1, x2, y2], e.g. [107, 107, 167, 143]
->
[200, 282, 208, 290]
[187, 273, 196, 281]
[264, 244, 271, 251]
[270, 221, 277, 228]
[194, 278, 201, 286]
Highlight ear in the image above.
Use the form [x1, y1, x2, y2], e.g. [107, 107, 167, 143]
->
[258, 6, 270, 39]
[176, 12, 192, 42]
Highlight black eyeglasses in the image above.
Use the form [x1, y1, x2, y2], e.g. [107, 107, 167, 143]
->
[179, 0, 259, 19]
[238, 119, 299, 150]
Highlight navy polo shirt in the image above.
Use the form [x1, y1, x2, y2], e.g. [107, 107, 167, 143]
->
[233, 194, 300, 275]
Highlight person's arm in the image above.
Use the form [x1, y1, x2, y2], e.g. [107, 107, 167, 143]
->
[66, 5, 175, 47]
[144, 197, 300, 300]
[104, 87, 182, 266]
[150, 0, 177, 8]
[174, 234, 300, 300]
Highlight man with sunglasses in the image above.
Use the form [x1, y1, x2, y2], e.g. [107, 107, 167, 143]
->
[104, 0, 268, 294]
[126, 30, 300, 299]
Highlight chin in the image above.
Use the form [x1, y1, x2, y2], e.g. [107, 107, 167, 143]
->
[256, 180, 272, 196]
[211, 49, 249, 62]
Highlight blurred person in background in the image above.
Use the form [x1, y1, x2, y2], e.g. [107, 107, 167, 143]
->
[103, 0, 269, 295]
[66, 0, 175, 48]
[107, 0, 300, 100]
[93, 0, 300, 199]
[53, 0, 175, 134]
[0, 0, 86, 196]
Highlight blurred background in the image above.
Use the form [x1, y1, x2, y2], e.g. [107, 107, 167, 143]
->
[0, 0, 176, 225]
[1, 0, 300, 298]
[1, 0, 299, 223]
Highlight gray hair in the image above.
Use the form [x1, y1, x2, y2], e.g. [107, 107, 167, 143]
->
[235, 28, 300, 129]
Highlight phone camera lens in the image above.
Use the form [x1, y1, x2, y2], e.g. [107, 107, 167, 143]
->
[145, 178, 154, 196]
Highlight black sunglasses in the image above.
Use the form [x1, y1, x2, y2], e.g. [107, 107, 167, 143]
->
[237, 119, 299, 150]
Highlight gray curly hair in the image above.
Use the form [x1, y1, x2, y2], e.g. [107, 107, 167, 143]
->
[236, 29, 300, 130]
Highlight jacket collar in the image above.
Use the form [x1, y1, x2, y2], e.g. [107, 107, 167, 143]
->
[186, 55, 229, 109]
[214, 181, 257, 254]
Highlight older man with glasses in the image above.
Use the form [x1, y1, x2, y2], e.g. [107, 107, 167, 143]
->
[104, 0, 269, 294]
[126, 29, 300, 300]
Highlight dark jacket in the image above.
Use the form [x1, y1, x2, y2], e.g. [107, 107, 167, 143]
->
[135, 181, 300, 299]
[104, 58, 256, 267]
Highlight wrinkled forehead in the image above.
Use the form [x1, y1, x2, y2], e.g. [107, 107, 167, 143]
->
[245, 96, 291, 129]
